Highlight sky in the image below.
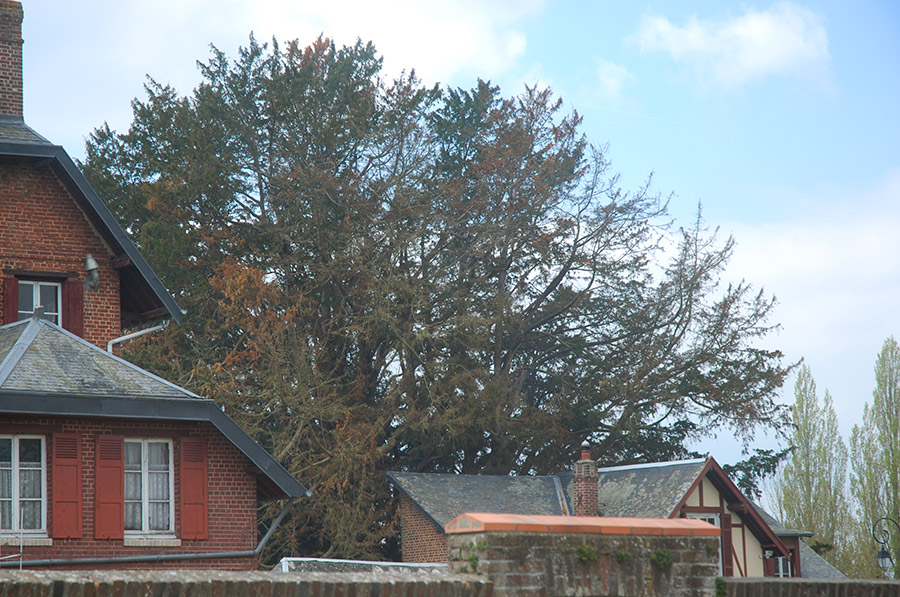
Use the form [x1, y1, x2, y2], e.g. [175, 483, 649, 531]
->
[19, 1, 900, 466]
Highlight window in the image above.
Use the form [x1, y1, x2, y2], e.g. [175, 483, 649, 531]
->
[124, 439, 173, 533]
[774, 554, 792, 577]
[17, 281, 62, 325]
[0, 436, 46, 534]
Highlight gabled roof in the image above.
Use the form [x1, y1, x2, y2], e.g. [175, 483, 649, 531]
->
[0, 118, 182, 324]
[586, 458, 708, 518]
[0, 316, 307, 500]
[752, 502, 846, 579]
[387, 472, 568, 530]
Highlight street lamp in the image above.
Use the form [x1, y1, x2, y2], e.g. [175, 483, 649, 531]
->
[872, 517, 900, 574]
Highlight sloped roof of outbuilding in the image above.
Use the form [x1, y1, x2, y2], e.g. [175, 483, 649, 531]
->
[0, 316, 307, 500]
[0, 117, 182, 324]
[387, 471, 568, 529]
[752, 502, 845, 579]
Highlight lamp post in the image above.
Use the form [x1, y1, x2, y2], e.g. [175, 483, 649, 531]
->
[872, 516, 900, 576]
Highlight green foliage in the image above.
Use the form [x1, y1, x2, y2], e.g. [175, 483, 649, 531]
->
[82, 34, 792, 559]
[577, 543, 599, 565]
[615, 550, 631, 564]
[773, 365, 850, 572]
[723, 447, 790, 500]
[650, 548, 673, 571]
[715, 577, 726, 597]
[847, 337, 900, 578]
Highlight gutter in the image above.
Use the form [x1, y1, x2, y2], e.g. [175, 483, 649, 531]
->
[107, 320, 168, 353]
[0, 499, 293, 569]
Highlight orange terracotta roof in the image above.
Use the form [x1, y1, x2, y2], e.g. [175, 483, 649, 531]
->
[445, 513, 720, 537]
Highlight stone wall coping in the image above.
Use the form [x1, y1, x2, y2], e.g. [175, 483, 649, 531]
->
[445, 513, 720, 537]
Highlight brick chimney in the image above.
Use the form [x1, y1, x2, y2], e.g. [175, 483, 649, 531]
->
[572, 440, 599, 517]
[0, 0, 23, 118]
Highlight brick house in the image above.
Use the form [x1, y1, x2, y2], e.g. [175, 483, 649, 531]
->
[388, 449, 845, 579]
[0, 0, 306, 569]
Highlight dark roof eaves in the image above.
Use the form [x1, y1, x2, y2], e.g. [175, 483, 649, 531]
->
[0, 141, 183, 323]
[0, 391, 308, 499]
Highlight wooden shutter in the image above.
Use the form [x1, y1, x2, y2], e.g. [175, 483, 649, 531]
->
[180, 437, 208, 540]
[721, 513, 734, 577]
[62, 279, 84, 337]
[2, 277, 17, 324]
[94, 435, 124, 539]
[51, 433, 83, 538]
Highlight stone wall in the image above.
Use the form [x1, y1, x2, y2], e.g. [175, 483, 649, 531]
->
[722, 577, 900, 597]
[0, 570, 494, 596]
[448, 531, 719, 597]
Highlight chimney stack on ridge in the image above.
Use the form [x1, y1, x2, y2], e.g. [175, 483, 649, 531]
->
[572, 440, 599, 517]
[0, 1, 23, 118]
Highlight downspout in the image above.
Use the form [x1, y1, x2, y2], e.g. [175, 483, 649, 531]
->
[107, 320, 168, 353]
[0, 499, 293, 569]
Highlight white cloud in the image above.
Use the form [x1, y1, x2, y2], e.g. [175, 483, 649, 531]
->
[594, 59, 633, 101]
[723, 169, 900, 436]
[630, 3, 829, 88]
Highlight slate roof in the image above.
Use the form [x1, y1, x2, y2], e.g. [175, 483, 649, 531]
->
[0, 115, 51, 144]
[588, 459, 708, 518]
[752, 502, 846, 579]
[0, 316, 308, 500]
[0, 317, 196, 398]
[387, 472, 568, 529]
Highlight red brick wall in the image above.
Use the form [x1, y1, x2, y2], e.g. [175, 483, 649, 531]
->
[398, 495, 448, 563]
[0, 1, 22, 117]
[0, 415, 259, 570]
[572, 457, 599, 516]
[0, 162, 121, 348]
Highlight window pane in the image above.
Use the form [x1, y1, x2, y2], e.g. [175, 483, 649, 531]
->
[148, 443, 169, 470]
[20, 500, 40, 529]
[125, 442, 141, 468]
[39, 285, 58, 314]
[125, 502, 141, 531]
[0, 438, 10, 465]
[149, 503, 169, 531]
[0, 470, 10, 499]
[19, 438, 41, 464]
[148, 472, 169, 500]
[19, 469, 41, 498]
[125, 472, 142, 500]
[0, 500, 10, 529]
[18, 282, 33, 313]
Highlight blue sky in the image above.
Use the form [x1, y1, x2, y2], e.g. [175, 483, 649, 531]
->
[19, 1, 900, 465]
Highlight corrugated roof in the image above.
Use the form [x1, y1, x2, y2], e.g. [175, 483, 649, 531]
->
[0, 318, 197, 399]
[388, 472, 567, 529]
[588, 459, 708, 518]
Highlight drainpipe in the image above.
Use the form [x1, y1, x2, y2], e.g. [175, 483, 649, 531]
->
[0, 499, 293, 568]
[107, 320, 168, 353]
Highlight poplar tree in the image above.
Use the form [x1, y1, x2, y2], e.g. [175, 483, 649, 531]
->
[774, 364, 849, 569]
[849, 337, 900, 577]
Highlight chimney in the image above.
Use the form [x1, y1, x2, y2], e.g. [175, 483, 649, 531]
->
[572, 440, 599, 517]
[0, 1, 23, 118]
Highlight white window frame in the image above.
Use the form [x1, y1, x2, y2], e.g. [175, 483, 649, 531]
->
[124, 439, 174, 535]
[773, 554, 792, 578]
[17, 280, 62, 326]
[0, 435, 47, 536]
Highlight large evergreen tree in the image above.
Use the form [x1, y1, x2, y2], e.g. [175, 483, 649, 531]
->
[773, 365, 849, 570]
[81, 36, 791, 560]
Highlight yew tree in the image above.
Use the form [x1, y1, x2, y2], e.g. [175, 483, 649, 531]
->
[81, 36, 791, 560]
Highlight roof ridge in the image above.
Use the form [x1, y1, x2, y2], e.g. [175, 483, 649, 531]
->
[0, 317, 43, 387]
[596, 458, 708, 473]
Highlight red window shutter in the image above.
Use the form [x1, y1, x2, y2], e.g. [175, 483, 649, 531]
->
[62, 279, 84, 337]
[94, 435, 124, 539]
[180, 437, 208, 540]
[3, 277, 17, 324]
[721, 513, 734, 577]
[51, 433, 83, 538]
